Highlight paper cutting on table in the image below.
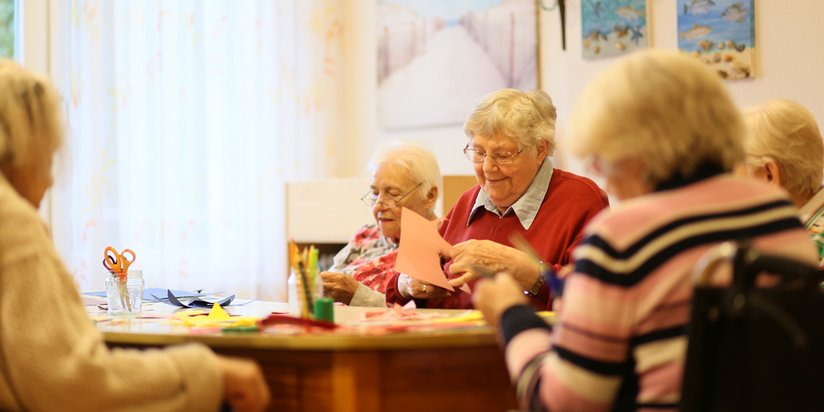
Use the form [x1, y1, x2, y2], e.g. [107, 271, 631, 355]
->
[209, 302, 231, 320]
[144, 288, 205, 301]
[174, 303, 259, 329]
[84, 288, 205, 301]
[163, 289, 235, 308]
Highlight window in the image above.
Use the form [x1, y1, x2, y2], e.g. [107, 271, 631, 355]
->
[49, 1, 345, 301]
[0, 0, 15, 58]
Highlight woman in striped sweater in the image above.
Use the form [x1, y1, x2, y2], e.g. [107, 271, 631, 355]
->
[473, 50, 818, 412]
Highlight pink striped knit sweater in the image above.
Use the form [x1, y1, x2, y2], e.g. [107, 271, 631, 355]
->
[500, 175, 817, 411]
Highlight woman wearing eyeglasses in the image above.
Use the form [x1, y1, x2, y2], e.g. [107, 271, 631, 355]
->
[384, 88, 609, 309]
[320, 141, 440, 306]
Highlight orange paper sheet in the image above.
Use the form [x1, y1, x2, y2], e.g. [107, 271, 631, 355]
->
[395, 207, 470, 294]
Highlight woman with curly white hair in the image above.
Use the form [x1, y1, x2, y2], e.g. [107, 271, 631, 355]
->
[740, 99, 824, 267]
[385, 88, 609, 309]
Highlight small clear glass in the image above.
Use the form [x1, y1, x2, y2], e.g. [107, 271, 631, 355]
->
[105, 269, 144, 314]
[287, 269, 300, 316]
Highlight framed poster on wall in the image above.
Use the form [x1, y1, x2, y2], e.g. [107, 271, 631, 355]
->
[377, 0, 539, 130]
[677, 0, 756, 80]
[581, 0, 650, 60]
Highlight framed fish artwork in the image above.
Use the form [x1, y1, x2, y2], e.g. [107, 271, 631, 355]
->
[677, 0, 756, 80]
[581, 0, 650, 60]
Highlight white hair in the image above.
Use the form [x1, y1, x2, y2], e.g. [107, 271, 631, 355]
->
[0, 59, 63, 169]
[569, 50, 744, 186]
[367, 141, 442, 201]
[743, 99, 824, 199]
[463, 88, 557, 156]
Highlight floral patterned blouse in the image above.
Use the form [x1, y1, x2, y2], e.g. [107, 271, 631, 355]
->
[800, 187, 824, 269]
[329, 224, 398, 306]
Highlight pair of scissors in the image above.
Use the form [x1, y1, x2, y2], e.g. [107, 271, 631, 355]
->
[102, 246, 137, 311]
[103, 247, 136, 279]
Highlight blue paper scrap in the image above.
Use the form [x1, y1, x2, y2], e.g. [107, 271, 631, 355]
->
[162, 289, 235, 308]
[84, 288, 205, 302]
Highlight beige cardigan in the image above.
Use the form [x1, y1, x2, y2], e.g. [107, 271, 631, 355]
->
[0, 176, 222, 411]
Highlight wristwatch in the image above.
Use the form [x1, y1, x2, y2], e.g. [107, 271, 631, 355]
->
[525, 261, 548, 296]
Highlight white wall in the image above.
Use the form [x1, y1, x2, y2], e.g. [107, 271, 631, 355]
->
[344, 0, 824, 180]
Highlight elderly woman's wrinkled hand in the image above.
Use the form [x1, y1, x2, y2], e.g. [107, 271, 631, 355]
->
[472, 273, 529, 328]
[217, 356, 271, 412]
[448, 239, 538, 290]
[321, 272, 359, 305]
[398, 273, 451, 300]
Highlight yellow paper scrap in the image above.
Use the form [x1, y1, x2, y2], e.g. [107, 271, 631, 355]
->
[537, 311, 556, 324]
[429, 310, 485, 324]
[173, 307, 259, 328]
[208, 303, 230, 320]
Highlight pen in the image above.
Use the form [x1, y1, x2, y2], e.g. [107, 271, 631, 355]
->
[509, 233, 565, 296]
[508, 233, 541, 263]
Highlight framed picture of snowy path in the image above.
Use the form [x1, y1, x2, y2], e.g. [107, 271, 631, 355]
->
[377, 0, 539, 130]
[677, 0, 756, 80]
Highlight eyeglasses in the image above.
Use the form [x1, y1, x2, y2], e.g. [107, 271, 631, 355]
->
[361, 182, 423, 208]
[463, 144, 524, 165]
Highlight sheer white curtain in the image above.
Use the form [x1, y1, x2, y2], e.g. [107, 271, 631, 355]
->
[48, 0, 343, 300]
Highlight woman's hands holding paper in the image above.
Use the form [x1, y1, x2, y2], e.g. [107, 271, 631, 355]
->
[397, 273, 451, 300]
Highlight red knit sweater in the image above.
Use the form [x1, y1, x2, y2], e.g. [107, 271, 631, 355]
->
[385, 169, 609, 309]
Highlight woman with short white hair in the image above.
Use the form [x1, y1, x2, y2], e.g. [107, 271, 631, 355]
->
[473, 50, 818, 411]
[384, 88, 609, 309]
[321, 141, 440, 307]
[740, 99, 824, 267]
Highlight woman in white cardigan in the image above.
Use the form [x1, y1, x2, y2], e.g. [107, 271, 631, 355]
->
[0, 59, 269, 411]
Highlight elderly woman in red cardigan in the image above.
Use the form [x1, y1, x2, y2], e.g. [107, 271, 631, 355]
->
[385, 88, 609, 309]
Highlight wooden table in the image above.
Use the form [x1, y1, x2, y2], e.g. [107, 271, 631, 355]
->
[91, 301, 518, 412]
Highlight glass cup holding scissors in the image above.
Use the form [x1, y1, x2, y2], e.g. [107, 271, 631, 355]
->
[103, 247, 142, 314]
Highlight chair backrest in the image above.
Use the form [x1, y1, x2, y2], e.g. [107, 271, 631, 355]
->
[681, 241, 824, 412]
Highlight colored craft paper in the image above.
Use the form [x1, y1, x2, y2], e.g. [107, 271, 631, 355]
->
[174, 306, 259, 329]
[164, 289, 235, 308]
[84, 288, 204, 301]
[429, 310, 485, 324]
[395, 207, 471, 293]
[209, 303, 230, 320]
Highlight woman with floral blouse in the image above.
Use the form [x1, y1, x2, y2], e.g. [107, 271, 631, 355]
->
[320, 142, 441, 307]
